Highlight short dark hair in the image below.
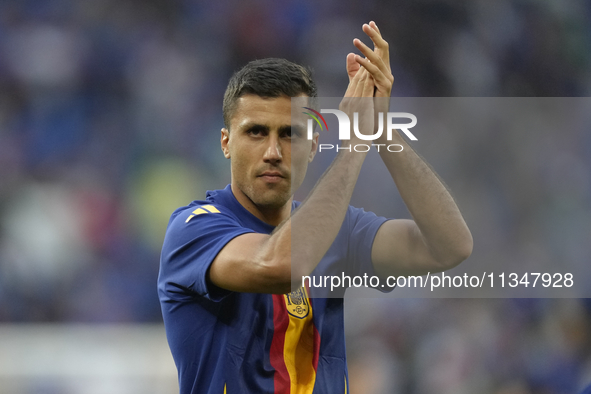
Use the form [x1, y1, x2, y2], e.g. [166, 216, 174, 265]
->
[222, 58, 317, 129]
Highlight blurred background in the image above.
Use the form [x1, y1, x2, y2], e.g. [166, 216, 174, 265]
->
[0, 0, 590, 393]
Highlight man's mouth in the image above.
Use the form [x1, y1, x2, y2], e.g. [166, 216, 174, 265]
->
[258, 171, 285, 183]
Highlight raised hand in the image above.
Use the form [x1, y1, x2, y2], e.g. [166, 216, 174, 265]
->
[339, 63, 376, 141]
[344, 22, 394, 139]
[346, 21, 393, 99]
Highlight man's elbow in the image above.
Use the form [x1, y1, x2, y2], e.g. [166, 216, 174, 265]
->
[255, 258, 294, 294]
[263, 258, 317, 294]
[441, 234, 473, 269]
[428, 231, 473, 271]
[455, 236, 474, 264]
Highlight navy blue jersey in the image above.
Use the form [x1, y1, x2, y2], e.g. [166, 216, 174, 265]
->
[158, 185, 388, 393]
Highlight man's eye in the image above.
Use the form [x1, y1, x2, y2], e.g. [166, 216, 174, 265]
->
[248, 129, 263, 136]
[284, 129, 301, 139]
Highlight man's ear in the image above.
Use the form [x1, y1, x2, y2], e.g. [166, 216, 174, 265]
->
[221, 128, 231, 159]
[308, 132, 319, 163]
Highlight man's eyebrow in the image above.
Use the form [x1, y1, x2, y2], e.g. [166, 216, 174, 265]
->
[280, 124, 307, 132]
[278, 125, 292, 134]
[237, 122, 306, 134]
[239, 122, 270, 132]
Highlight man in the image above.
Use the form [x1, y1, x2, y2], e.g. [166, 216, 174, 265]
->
[158, 21, 472, 393]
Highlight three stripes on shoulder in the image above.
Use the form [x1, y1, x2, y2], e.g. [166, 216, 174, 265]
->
[185, 205, 220, 223]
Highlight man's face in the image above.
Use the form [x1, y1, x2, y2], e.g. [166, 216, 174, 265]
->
[221, 94, 318, 211]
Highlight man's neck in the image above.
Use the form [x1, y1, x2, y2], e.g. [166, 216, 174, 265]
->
[230, 184, 292, 227]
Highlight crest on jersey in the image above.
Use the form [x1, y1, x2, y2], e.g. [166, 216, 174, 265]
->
[284, 287, 310, 319]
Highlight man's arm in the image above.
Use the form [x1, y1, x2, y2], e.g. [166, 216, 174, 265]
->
[209, 69, 376, 294]
[350, 22, 473, 277]
[371, 138, 473, 277]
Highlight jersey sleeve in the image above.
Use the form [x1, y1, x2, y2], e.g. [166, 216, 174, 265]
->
[346, 206, 389, 278]
[159, 204, 255, 302]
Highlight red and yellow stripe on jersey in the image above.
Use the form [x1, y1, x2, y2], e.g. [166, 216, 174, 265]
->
[270, 286, 321, 393]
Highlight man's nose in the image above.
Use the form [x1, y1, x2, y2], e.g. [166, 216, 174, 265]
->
[263, 135, 282, 164]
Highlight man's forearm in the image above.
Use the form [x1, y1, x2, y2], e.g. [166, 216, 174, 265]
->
[379, 132, 473, 266]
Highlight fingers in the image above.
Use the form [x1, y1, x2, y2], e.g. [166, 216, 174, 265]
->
[346, 53, 360, 82]
[362, 70, 375, 98]
[353, 38, 390, 80]
[344, 65, 374, 98]
[354, 55, 391, 97]
[346, 21, 385, 82]
[345, 21, 393, 98]
[369, 21, 381, 35]
[362, 22, 390, 71]
[351, 21, 393, 97]
[363, 22, 387, 50]
[354, 68, 369, 97]
[352, 66, 366, 96]
[344, 63, 364, 97]
[354, 67, 376, 99]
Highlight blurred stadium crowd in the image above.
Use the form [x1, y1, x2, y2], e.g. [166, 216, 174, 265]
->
[0, 0, 590, 393]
